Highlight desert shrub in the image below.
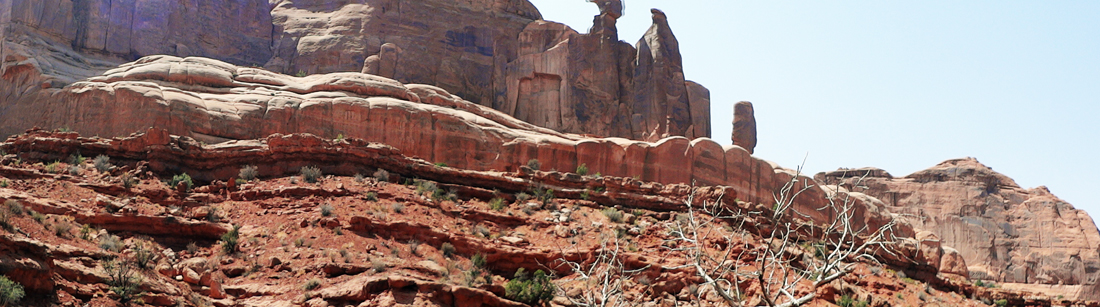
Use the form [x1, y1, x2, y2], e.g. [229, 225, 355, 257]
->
[391, 203, 404, 214]
[575, 163, 588, 176]
[100, 234, 122, 252]
[45, 161, 60, 173]
[167, 173, 193, 191]
[94, 155, 112, 172]
[354, 173, 365, 183]
[30, 211, 45, 224]
[526, 159, 540, 170]
[408, 240, 421, 256]
[68, 153, 85, 165]
[373, 169, 390, 182]
[504, 268, 554, 305]
[602, 208, 623, 223]
[120, 173, 137, 190]
[372, 258, 387, 273]
[302, 279, 322, 291]
[80, 224, 93, 240]
[221, 225, 241, 255]
[54, 222, 73, 237]
[104, 259, 143, 304]
[434, 162, 448, 168]
[472, 253, 487, 269]
[4, 200, 21, 216]
[0, 276, 25, 306]
[474, 225, 491, 238]
[532, 187, 554, 203]
[68, 165, 81, 176]
[203, 206, 220, 223]
[489, 198, 507, 211]
[441, 242, 456, 258]
[300, 166, 322, 183]
[365, 192, 378, 202]
[516, 192, 532, 202]
[0, 180, 7, 188]
[320, 204, 334, 217]
[133, 241, 157, 270]
[238, 165, 258, 181]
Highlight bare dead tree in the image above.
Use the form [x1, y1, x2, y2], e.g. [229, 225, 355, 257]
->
[664, 165, 900, 307]
[555, 234, 651, 307]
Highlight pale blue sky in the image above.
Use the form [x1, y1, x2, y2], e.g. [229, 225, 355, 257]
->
[530, 0, 1100, 216]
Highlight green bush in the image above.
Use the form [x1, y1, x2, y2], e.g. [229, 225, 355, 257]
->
[239, 165, 258, 181]
[321, 204, 334, 217]
[837, 295, 869, 307]
[301, 166, 322, 183]
[602, 208, 623, 223]
[68, 153, 86, 165]
[994, 299, 1008, 307]
[167, 173, 193, 191]
[441, 242, 456, 258]
[390, 203, 404, 214]
[489, 198, 507, 211]
[0, 275, 25, 306]
[575, 163, 588, 176]
[526, 159, 540, 171]
[221, 225, 241, 255]
[504, 268, 554, 305]
[104, 259, 143, 304]
[302, 279, 322, 291]
[45, 161, 60, 174]
[94, 155, 112, 172]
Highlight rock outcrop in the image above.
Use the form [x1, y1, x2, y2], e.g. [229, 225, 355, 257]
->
[7, 55, 839, 232]
[1, 0, 709, 140]
[818, 158, 1100, 300]
[732, 101, 756, 154]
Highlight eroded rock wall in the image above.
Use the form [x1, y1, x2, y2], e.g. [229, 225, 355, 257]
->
[1, 0, 709, 141]
[817, 159, 1100, 300]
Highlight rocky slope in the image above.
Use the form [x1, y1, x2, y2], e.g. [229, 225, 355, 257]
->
[818, 158, 1100, 300]
[0, 129, 1062, 307]
[0, 0, 708, 140]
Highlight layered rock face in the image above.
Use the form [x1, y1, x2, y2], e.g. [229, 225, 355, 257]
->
[0, 0, 708, 140]
[7, 56, 923, 258]
[818, 159, 1100, 300]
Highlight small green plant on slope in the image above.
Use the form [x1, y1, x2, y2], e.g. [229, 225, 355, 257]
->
[167, 173, 193, 191]
[504, 268, 554, 305]
[221, 225, 241, 255]
[576, 163, 588, 176]
[526, 159, 540, 171]
[0, 276, 25, 307]
[601, 208, 623, 223]
[489, 198, 507, 211]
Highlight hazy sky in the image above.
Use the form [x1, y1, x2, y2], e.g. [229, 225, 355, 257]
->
[529, 0, 1100, 216]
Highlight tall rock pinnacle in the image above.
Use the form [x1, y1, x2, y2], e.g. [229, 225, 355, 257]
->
[732, 101, 757, 154]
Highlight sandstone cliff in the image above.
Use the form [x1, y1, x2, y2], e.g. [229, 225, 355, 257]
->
[0, 0, 708, 140]
[818, 159, 1100, 300]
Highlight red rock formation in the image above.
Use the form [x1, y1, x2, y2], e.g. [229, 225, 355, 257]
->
[0, 0, 710, 141]
[818, 158, 1100, 300]
[732, 101, 757, 154]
